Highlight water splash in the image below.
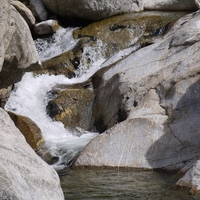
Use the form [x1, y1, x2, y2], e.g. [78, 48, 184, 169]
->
[5, 25, 138, 171]
[35, 27, 77, 61]
[5, 73, 98, 171]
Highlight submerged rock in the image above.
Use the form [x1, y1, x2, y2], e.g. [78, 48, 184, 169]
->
[75, 11, 200, 174]
[0, 108, 64, 200]
[0, 86, 12, 108]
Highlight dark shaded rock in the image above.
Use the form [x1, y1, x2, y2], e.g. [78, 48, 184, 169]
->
[29, 0, 48, 21]
[46, 81, 95, 131]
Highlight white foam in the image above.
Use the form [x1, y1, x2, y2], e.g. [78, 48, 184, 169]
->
[35, 27, 77, 61]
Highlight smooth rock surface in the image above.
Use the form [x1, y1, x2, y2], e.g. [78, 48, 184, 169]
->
[8, 111, 44, 153]
[0, 0, 10, 72]
[11, 0, 36, 27]
[176, 160, 200, 194]
[0, 108, 64, 200]
[144, 0, 198, 11]
[75, 11, 200, 171]
[29, 0, 48, 21]
[0, 1, 39, 89]
[42, 0, 143, 21]
[34, 20, 59, 35]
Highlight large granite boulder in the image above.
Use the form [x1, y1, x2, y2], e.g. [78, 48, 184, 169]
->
[0, 0, 39, 89]
[10, 0, 36, 28]
[42, 0, 143, 21]
[144, 0, 198, 11]
[0, 108, 64, 200]
[74, 11, 200, 172]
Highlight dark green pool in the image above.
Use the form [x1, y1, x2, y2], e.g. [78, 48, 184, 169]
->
[60, 169, 200, 200]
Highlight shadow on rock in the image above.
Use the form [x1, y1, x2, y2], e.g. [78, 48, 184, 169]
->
[146, 76, 200, 171]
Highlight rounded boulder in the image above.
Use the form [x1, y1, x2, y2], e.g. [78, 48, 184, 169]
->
[42, 0, 143, 21]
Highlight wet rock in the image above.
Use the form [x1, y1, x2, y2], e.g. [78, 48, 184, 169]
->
[8, 111, 44, 153]
[73, 11, 185, 58]
[0, 108, 64, 200]
[0, 85, 12, 108]
[34, 20, 60, 35]
[46, 81, 95, 131]
[42, 151, 59, 165]
[40, 12, 185, 77]
[39, 37, 94, 77]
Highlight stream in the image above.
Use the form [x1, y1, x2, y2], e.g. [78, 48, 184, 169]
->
[60, 169, 200, 200]
[4, 12, 199, 199]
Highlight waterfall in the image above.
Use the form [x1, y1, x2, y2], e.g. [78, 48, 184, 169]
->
[5, 27, 100, 172]
[5, 26, 136, 172]
[5, 72, 97, 171]
[34, 27, 77, 61]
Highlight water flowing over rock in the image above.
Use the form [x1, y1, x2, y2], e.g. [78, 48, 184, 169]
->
[0, 0, 39, 89]
[3, 0, 200, 195]
[40, 12, 185, 78]
[42, 0, 143, 21]
[75, 11, 200, 174]
[0, 108, 64, 200]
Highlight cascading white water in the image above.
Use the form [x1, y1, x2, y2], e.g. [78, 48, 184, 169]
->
[5, 72, 98, 171]
[34, 27, 77, 61]
[5, 26, 137, 172]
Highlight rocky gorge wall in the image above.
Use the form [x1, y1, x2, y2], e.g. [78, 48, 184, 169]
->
[0, 1, 64, 199]
[1, 0, 200, 197]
